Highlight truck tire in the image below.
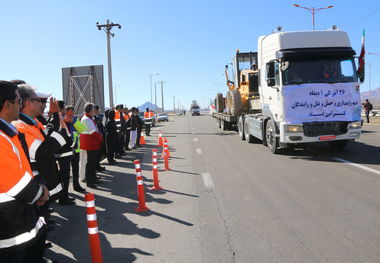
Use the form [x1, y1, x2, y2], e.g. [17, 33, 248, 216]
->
[230, 89, 242, 117]
[221, 120, 229, 131]
[244, 121, 259, 143]
[265, 119, 279, 153]
[215, 93, 224, 113]
[226, 91, 232, 115]
[328, 140, 348, 150]
[238, 115, 245, 140]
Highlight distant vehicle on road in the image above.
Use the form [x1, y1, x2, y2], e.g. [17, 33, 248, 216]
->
[190, 100, 201, 116]
[191, 105, 200, 116]
[157, 113, 169, 122]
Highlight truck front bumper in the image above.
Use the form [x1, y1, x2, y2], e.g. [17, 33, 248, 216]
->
[279, 122, 361, 143]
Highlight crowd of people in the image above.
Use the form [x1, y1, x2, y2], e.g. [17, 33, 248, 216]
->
[0, 80, 154, 262]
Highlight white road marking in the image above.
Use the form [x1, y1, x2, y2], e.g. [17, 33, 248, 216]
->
[196, 148, 203, 155]
[202, 172, 214, 192]
[332, 157, 380, 175]
[193, 138, 198, 142]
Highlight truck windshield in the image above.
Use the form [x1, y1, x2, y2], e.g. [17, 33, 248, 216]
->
[282, 58, 357, 85]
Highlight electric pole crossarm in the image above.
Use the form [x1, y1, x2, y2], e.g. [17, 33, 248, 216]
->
[96, 19, 121, 108]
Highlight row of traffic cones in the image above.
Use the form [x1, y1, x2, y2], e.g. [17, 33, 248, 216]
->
[134, 130, 172, 212]
[85, 130, 171, 263]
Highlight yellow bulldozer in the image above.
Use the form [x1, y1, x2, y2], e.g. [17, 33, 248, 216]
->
[215, 50, 260, 116]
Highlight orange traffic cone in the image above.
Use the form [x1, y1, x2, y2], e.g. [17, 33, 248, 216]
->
[134, 160, 149, 212]
[163, 152, 170, 171]
[162, 137, 171, 158]
[157, 131, 163, 146]
[140, 132, 146, 145]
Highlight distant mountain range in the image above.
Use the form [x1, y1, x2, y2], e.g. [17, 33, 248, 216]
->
[361, 87, 380, 108]
[138, 102, 161, 112]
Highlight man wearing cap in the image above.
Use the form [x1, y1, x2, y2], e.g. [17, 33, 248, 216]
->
[35, 91, 52, 126]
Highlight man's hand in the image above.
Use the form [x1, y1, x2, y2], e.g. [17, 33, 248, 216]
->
[49, 97, 60, 114]
[36, 184, 50, 206]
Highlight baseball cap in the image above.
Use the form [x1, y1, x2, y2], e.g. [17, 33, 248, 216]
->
[36, 91, 52, 99]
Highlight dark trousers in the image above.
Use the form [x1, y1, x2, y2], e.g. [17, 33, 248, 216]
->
[136, 128, 142, 146]
[57, 156, 72, 201]
[145, 124, 151, 136]
[71, 152, 80, 188]
[0, 232, 46, 263]
[365, 111, 370, 123]
[124, 130, 131, 150]
[86, 150, 98, 187]
[117, 131, 125, 154]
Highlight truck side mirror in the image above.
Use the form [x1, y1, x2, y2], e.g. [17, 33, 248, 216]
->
[359, 75, 365, 83]
[267, 62, 275, 79]
[267, 79, 276, 87]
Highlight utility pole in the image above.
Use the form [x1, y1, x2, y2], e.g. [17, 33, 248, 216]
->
[150, 73, 159, 106]
[160, 81, 166, 112]
[173, 96, 175, 112]
[154, 82, 157, 111]
[97, 19, 121, 108]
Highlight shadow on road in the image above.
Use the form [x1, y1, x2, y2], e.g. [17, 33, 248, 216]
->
[283, 140, 380, 167]
[44, 141, 195, 262]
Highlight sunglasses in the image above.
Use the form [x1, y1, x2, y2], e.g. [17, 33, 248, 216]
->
[29, 98, 42, 103]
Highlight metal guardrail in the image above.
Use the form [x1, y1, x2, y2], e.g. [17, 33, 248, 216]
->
[361, 110, 380, 117]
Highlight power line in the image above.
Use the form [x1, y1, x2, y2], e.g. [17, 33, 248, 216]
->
[339, 8, 380, 28]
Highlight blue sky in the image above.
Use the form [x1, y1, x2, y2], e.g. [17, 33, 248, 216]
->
[1, 0, 379, 110]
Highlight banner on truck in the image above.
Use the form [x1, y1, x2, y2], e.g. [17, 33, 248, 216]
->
[283, 83, 361, 124]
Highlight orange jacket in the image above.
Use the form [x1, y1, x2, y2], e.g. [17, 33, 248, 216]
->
[13, 114, 65, 198]
[144, 112, 154, 118]
[0, 121, 45, 250]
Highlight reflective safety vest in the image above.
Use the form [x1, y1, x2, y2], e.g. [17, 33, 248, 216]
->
[115, 110, 122, 132]
[0, 123, 45, 250]
[13, 115, 65, 198]
[144, 111, 154, 124]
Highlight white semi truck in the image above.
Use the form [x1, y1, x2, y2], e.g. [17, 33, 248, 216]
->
[213, 29, 363, 153]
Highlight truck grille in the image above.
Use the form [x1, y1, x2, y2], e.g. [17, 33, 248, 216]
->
[303, 121, 349, 137]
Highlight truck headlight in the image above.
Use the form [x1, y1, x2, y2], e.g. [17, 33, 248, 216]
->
[348, 121, 361, 129]
[284, 125, 303, 133]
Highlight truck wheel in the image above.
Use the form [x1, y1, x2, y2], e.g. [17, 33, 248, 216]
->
[265, 119, 279, 153]
[328, 140, 348, 150]
[230, 90, 242, 117]
[216, 93, 224, 113]
[238, 116, 245, 140]
[244, 121, 259, 143]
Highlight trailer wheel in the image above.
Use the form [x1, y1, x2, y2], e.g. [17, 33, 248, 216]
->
[265, 119, 279, 153]
[226, 91, 232, 115]
[238, 116, 245, 140]
[230, 89, 242, 117]
[215, 93, 224, 113]
[221, 120, 230, 131]
[328, 140, 348, 151]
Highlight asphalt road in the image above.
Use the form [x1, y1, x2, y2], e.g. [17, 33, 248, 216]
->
[47, 113, 380, 263]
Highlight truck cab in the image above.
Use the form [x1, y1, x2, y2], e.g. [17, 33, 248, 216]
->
[257, 30, 362, 151]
